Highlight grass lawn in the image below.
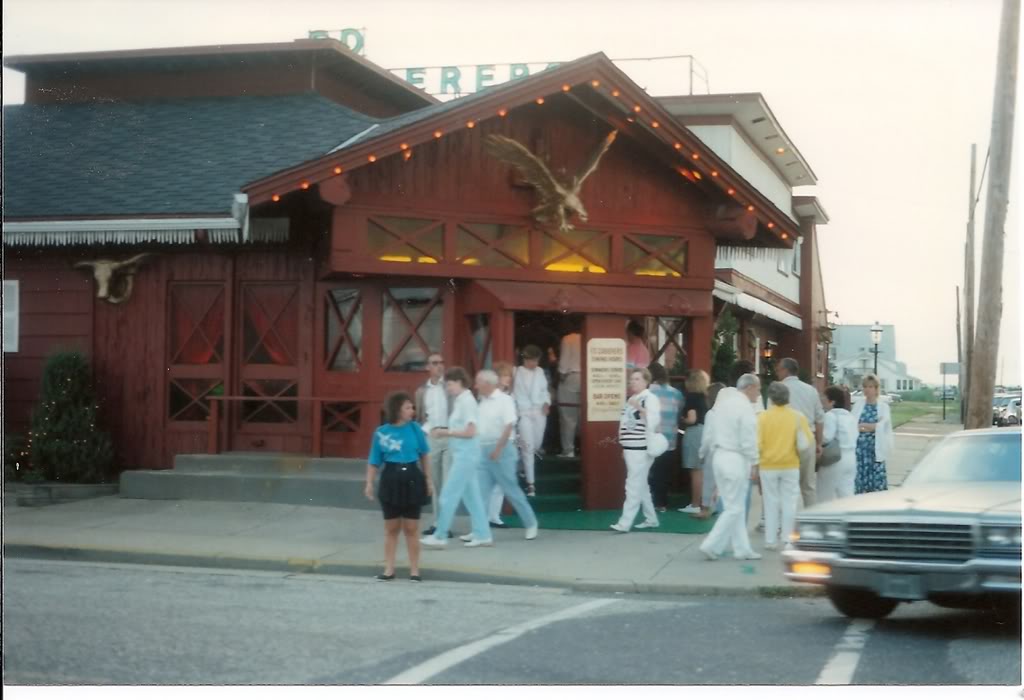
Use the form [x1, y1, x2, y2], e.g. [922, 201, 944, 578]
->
[889, 401, 961, 428]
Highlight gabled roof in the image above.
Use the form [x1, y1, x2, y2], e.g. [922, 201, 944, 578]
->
[245, 53, 800, 247]
[2, 93, 374, 219]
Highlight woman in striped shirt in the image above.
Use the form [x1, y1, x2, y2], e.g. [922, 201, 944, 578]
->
[611, 368, 662, 533]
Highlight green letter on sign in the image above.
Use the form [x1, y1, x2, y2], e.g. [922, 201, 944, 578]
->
[440, 67, 463, 94]
[406, 68, 427, 89]
[510, 64, 530, 81]
[476, 65, 496, 91]
[340, 29, 365, 55]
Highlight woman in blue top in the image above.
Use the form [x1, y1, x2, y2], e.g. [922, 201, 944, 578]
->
[364, 391, 433, 582]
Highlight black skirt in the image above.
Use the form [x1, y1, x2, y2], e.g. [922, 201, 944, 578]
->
[378, 461, 428, 508]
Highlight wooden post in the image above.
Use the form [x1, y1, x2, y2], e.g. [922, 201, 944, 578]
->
[967, 0, 1020, 429]
[962, 144, 977, 423]
[312, 399, 323, 457]
[208, 399, 219, 454]
[956, 285, 962, 423]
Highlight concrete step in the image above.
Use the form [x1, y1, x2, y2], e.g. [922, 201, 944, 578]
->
[120, 469, 374, 509]
[528, 493, 584, 513]
[173, 453, 365, 475]
[532, 473, 581, 494]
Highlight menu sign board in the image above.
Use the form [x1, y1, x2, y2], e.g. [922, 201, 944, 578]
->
[586, 338, 626, 422]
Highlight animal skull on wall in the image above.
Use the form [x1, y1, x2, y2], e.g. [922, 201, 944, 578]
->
[73, 253, 153, 304]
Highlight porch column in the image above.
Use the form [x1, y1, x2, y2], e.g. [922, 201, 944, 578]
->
[689, 314, 714, 373]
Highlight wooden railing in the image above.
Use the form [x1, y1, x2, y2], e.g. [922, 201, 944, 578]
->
[207, 396, 337, 457]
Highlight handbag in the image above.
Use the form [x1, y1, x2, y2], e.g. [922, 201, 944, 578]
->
[647, 432, 670, 458]
[817, 439, 842, 468]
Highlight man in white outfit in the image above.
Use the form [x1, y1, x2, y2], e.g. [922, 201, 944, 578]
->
[777, 358, 825, 507]
[513, 345, 550, 496]
[698, 373, 762, 560]
[557, 331, 582, 458]
[415, 352, 454, 537]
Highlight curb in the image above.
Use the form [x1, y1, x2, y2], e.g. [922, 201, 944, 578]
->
[3, 543, 824, 599]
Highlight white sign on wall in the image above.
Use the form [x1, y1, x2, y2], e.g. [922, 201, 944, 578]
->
[3, 280, 19, 353]
[586, 338, 626, 422]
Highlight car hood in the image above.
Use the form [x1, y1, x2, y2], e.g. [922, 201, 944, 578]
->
[804, 482, 1021, 519]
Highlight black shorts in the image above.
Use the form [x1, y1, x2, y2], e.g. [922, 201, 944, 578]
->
[381, 502, 422, 520]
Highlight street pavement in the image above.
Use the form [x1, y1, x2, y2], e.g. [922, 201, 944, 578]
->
[1, 416, 965, 595]
[3, 558, 1019, 685]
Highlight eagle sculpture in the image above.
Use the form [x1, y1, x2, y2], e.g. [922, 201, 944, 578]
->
[484, 130, 617, 232]
[73, 253, 153, 304]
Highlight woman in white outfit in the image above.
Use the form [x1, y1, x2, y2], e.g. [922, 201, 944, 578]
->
[698, 373, 762, 560]
[512, 346, 550, 497]
[486, 361, 517, 527]
[611, 368, 662, 532]
[817, 386, 858, 502]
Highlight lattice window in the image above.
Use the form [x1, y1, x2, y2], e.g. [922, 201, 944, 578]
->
[456, 223, 529, 268]
[242, 284, 299, 366]
[323, 402, 362, 433]
[540, 228, 609, 273]
[623, 234, 687, 278]
[241, 379, 298, 423]
[381, 287, 444, 372]
[466, 314, 493, 374]
[650, 316, 690, 380]
[368, 215, 443, 264]
[168, 283, 226, 422]
[324, 288, 363, 372]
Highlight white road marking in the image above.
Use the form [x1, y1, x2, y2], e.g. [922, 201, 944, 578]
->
[384, 597, 620, 684]
[816, 618, 875, 685]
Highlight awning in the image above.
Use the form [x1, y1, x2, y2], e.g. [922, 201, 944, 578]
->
[469, 280, 713, 316]
[2, 216, 289, 247]
[713, 279, 803, 330]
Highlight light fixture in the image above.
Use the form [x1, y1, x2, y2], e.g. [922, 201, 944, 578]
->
[300, 181, 310, 190]
[466, 120, 476, 128]
[271, 194, 281, 202]
[727, 188, 736, 195]
[633, 105, 642, 113]
[536, 97, 545, 105]
[367, 155, 377, 163]
[781, 232, 789, 240]
[403, 150, 413, 161]
[692, 170, 702, 180]
[400, 143, 409, 150]
[591, 79, 600, 87]
[870, 322, 883, 346]
[333, 166, 343, 175]
[611, 89, 620, 97]
[498, 108, 508, 117]
[691, 153, 700, 160]
[674, 142, 682, 150]
[434, 130, 443, 138]
[776, 147, 786, 154]
[746, 204, 755, 212]
[562, 84, 571, 92]
[710, 170, 719, 177]
[651, 121, 660, 128]
[626, 116, 635, 123]
[767, 222, 775, 229]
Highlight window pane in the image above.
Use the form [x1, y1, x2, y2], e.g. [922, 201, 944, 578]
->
[242, 380, 298, 423]
[325, 289, 362, 372]
[168, 379, 223, 421]
[170, 284, 225, 364]
[323, 402, 362, 433]
[624, 236, 686, 276]
[242, 285, 297, 366]
[541, 230, 608, 273]
[382, 288, 443, 372]
[456, 223, 528, 268]
[368, 216, 442, 263]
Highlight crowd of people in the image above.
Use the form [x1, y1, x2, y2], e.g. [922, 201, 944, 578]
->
[362, 327, 896, 579]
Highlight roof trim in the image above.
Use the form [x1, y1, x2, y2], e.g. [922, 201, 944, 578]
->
[793, 195, 830, 224]
[245, 53, 799, 245]
[714, 280, 802, 330]
[2, 216, 289, 246]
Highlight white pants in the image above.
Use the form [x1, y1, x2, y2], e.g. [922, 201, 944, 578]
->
[700, 451, 756, 557]
[427, 434, 454, 525]
[488, 484, 505, 522]
[798, 445, 817, 508]
[615, 449, 658, 529]
[518, 409, 546, 484]
[816, 451, 856, 504]
[557, 372, 581, 455]
[761, 468, 801, 546]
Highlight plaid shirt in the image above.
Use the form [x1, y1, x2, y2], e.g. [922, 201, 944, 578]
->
[649, 382, 683, 443]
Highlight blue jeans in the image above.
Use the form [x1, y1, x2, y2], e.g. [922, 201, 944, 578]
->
[433, 438, 492, 541]
[479, 442, 538, 529]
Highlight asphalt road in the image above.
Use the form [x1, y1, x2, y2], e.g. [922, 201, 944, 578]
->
[2, 558, 1019, 685]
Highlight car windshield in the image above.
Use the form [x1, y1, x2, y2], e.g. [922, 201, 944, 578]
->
[903, 432, 1021, 484]
[994, 397, 1012, 407]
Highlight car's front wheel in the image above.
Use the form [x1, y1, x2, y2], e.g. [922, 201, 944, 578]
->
[826, 586, 900, 619]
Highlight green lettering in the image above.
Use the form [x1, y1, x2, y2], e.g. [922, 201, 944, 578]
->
[476, 64, 496, 91]
[510, 64, 530, 80]
[339, 28, 365, 54]
[440, 66, 463, 95]
[406, 68, 427, 89]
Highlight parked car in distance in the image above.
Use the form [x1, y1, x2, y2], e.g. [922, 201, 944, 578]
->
[993, 394, 1022, 426]
[887, 393, 903, 404]
[997, 398, 1021, 426]
[782, 427, 1021, 619]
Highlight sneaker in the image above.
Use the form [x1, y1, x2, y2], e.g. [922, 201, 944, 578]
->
[409, 575, 423, 583]
[524, 525, 538, 540]
[420, 535, 447, 548]
[526, 484, 536, 497]
[698, 545, 719, 561]
[655, 507, 668, 513]
[610, 523, 629, 533]
[764, 542, 779, 551]
[635, 520, 660, 529]
[459, 534, 474, 542]
[422, 526, 437, 536]
[734, 551, 763, 561]
[463, 538, 494, 548]
[678, 504, 701, 514]
[489, 520, 508, 529]
[560, 450, 576, 459]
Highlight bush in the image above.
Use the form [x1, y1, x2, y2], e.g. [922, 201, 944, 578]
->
[27, 351, 115, 483]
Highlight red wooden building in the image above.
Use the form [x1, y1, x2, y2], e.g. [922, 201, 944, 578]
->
[2, 39, 800, 508]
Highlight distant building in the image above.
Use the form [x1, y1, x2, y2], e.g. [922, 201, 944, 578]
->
[829, 324, 921, 391]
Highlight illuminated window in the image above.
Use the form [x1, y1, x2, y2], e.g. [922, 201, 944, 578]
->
[456, 223, 529, 268]
[367, 215, 443, 263]
[541, 228, 609, 273]
[623, 234, 687, 277]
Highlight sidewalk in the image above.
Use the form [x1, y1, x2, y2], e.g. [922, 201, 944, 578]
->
[2, 416, 963, 597]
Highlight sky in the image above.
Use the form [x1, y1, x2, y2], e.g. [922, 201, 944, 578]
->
[3, 0, 1021, 387]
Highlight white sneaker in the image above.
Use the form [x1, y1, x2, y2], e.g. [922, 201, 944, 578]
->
[764, 542, 779, 551]
[459, 534, 474, 542]
[420, 535, 447, 548]
[610, 523, 629, 533]
[635, 520, 660, 529]
[525, 525, 538, 540]
[698, 545, 719, 561]
[560, 450, 576, 458]
[463, 538, 494, 548]
[678, 504, 701, 514]
[735, 551, 763, 561]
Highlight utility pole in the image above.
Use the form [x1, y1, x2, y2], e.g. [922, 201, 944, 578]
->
[962, 144, 977, 423]
[956, 285, 962, 422]
[967, 0, 1020, 429]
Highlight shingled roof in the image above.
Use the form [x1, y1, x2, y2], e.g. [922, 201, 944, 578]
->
[3, 93, 375, 219]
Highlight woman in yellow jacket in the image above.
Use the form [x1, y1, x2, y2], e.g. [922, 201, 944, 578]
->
[757, 382, 814, 550]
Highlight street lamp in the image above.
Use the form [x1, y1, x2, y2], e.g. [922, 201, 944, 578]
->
[870, 321, 883, 376]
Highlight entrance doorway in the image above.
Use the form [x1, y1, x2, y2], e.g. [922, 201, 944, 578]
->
[514, 312, 583, 456]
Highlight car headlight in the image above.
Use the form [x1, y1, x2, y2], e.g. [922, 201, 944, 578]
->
[796, 521, 845, 543]
[982, 526, 1022, 547]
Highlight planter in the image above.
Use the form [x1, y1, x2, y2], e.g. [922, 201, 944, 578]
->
[16, 482, 119, 507]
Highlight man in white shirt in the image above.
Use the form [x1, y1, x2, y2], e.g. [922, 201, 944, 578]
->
[513, 345, 550, 496]
[415, 353, 454, 536]
[557, 331, 582, 458]
[474, 370, 539, 541]
[776, 358, 825, 507]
